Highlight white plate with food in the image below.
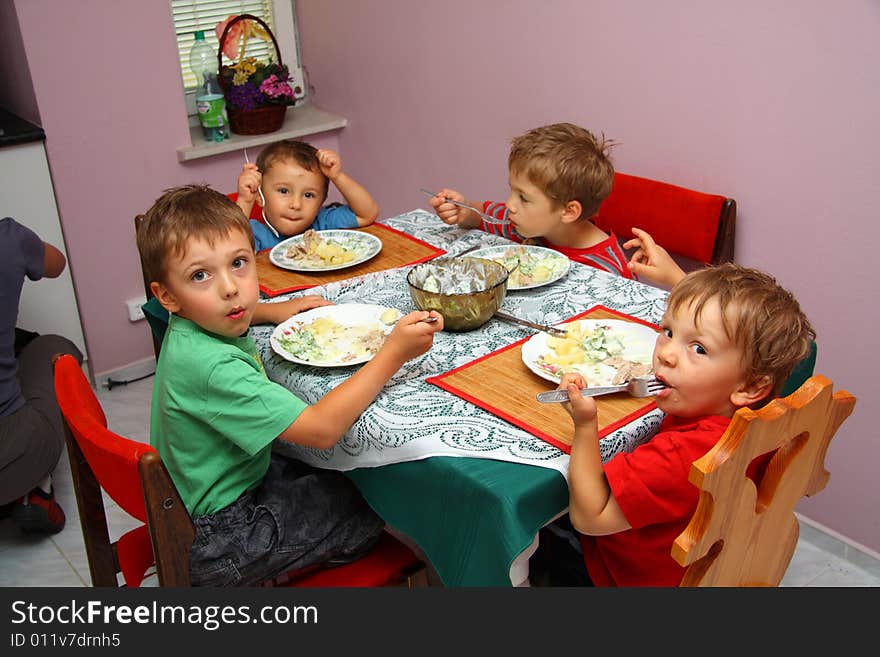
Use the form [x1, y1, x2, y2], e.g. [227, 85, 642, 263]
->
[270, 304, 401, 367]
[269, 229, 382, 272]
[521, 318, 658, 386]
[467, 244, 570, 290]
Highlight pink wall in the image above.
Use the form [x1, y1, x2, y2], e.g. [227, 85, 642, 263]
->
[11, 0, 339, 378]
[0, 0, 38, 122]
[9, 1, 879, 552]
[295, 0, 880, 552]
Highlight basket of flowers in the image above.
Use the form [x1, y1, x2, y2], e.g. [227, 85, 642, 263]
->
[215, 14, 300, 135]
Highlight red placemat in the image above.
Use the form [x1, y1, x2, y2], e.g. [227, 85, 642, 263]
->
[256, 223, 445, 297]
[427, 306, 659, 454]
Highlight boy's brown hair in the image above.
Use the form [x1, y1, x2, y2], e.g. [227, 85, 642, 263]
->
[256, 139, 330, 199]
[136, 184, 253, 284]
[508, 122, 615, 219]
[666, 263, 816, 398]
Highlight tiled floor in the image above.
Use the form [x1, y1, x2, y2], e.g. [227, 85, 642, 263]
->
[2, 372, 879, 587]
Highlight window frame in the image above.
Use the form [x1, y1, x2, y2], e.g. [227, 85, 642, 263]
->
[172, 0, 306, 123]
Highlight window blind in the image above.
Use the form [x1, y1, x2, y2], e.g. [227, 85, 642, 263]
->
[172, 0, 276, 90]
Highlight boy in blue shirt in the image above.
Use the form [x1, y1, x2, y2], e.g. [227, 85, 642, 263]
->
[136, 185, 442, 585]
[236, 140, 379, 251]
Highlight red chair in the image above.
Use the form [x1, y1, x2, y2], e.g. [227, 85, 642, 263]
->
[594, 172, 736, 273]
[227, 191, 264, 220]
[54, 354, 429, 588]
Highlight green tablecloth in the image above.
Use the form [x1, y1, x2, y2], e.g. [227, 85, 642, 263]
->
[348, 457, 569, 587]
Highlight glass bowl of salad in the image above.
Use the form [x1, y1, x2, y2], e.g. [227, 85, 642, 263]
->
[406, 257, 509, 331]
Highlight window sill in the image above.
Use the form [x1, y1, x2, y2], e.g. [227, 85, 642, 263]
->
[176, 102, 347, 162]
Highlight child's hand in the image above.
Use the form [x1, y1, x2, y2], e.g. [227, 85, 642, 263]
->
[316, 148, 343, 181]
[237, 163, 262, 205]
[252, 296, 333, 325]
[428, 188, 472, 226]
[558, 373, 598, 427]
[623, 227, 687, 289]
[381, 311, 443, 362]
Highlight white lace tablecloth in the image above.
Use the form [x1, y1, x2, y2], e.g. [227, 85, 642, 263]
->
[253, 209, 670, 479]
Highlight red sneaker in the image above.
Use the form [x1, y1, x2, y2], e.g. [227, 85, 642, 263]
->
[12, 487, 66, 534]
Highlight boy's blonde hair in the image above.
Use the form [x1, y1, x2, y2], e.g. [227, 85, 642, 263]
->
[667, 263, 816, 398]
[136, 184, 253, 284]
[508, 122, 615, 218]
[256, 139, 330, 199]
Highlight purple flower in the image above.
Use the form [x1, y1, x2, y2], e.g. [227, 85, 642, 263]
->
[225, 82, 263, 111]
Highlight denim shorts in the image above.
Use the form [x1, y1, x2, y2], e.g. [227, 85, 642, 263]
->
[189, 453, 385, 586]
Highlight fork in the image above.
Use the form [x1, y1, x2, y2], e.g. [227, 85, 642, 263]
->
[244, 148, 279, 239]
[536, 377, 667, 403]
[494, 310, 567, 336]
[419, 188, 510, 225]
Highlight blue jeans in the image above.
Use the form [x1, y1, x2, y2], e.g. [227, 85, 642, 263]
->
[189, 453, 385, 586]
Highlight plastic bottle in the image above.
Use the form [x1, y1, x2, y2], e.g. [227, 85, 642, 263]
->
[188, 30, 229, 142]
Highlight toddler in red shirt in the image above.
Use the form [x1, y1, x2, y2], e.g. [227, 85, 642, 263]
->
[561, 263, 815, 586]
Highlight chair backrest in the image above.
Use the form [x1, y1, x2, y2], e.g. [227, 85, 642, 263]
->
[133, 214, 165, 359]
[227, 191, 264, 221]
[54, 353, 429, 588]
[672, 375, 856, 586]
[594, 172, 736, 272]
[54, 353, 194, 586]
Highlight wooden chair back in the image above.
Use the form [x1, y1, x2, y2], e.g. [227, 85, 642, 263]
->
[673, 375, 856, 586]
[594, 172, 736, 272]
[133, 214, 164, 359]
[54, 354, 429, 588]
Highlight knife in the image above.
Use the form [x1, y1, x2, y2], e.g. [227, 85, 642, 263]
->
[494, 311, 567, 336]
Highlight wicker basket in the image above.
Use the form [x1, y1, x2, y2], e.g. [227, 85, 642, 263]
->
[227, 105, 286, 135]
[217, 13, 293, 136]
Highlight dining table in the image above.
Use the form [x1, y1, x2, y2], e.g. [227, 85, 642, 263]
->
[250, 209, 670, 586]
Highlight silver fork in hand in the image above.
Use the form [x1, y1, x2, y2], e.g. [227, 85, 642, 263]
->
[419, 188, 509, 225]
[536, 377, 667, 403]
[244, 148, 279, 239]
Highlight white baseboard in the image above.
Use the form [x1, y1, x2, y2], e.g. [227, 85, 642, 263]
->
[91, 356, 156, 390]
[796, 512, 880, 562]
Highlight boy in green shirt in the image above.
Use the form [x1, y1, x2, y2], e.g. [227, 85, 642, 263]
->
[137, 185, 442, 586]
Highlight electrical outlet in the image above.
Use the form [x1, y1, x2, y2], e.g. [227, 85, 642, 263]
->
[126, 296, 147, 322]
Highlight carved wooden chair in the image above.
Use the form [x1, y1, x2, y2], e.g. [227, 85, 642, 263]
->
[673, 375, 856, 586]
[594, 172, 736, 273]
[54, 354, 429, 587]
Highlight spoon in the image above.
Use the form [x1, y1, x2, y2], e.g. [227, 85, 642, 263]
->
[244, 148, 280, 239]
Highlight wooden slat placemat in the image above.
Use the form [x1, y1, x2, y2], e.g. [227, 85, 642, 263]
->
[256, 223, 445, 297]
[427, 306, 660, 454]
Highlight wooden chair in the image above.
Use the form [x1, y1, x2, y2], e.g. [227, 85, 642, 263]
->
[54, 354, 430, 587]
[594, 172, 736, 273]
[673, 375, 856, 586]
[133, 214, 164, 359]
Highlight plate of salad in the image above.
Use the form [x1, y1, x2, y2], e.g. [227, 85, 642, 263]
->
[521, 319, 658, 386]
[467, 245, 570, 290]
[270, 304, 401, 367]
[269, 229, 382, 272]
